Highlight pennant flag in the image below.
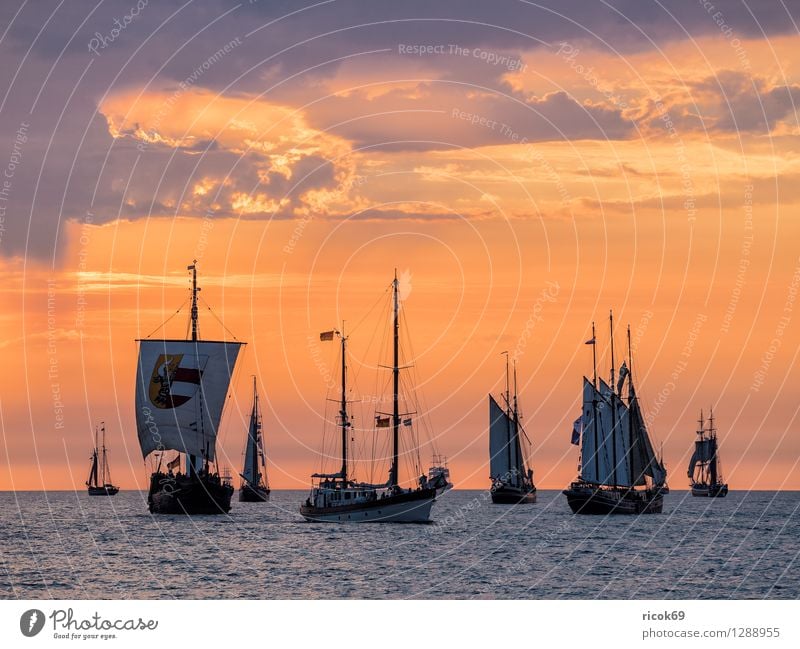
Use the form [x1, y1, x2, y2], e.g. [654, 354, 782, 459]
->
[167, 454, 181, 470]
[402, 418, 413, 426]
[571, 416, 582, 445]
[376, 416, 391, 428]
[319, 330, 335, 341]
[584, 337, 596, 345]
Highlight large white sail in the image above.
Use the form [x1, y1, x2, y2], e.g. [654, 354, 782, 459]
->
[600, 380, 632, 486]
[242, 411, 261, 483]
[594, 383, 615, 485]
[135, 339, 243, 461]
[579, 378, 597, 482]
[629, 395, 666, 485]
[489, 394, 519, 484]
[581, 378, 628, 486]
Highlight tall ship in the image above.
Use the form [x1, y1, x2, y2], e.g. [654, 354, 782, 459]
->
[688, 408, 729, 497]
[134, 261, 243, 515]
[563, 312, 667, 515]
[239, 377, 270, 502]
[86, 422, 119, 496]
[427, 455, 453, 496]
[300, 273, 438, 523]
[488, 354, 536, 504]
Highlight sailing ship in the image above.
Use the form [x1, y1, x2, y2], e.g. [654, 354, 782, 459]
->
[427, 455, 453, 496]
[688, 408, 729, 497]
[489, 354, 536, 504]
[239, 377, 270, 502]
[86, 422, 119, 496]
[134, 261, 243, 515]
[563, 312, 667, 515]
[300, 273, 438, 523]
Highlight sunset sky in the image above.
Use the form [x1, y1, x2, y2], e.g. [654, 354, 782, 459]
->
[1, 0, 799, 491]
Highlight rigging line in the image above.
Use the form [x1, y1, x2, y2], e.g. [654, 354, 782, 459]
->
[198, 295, 240, 341]
[143, 297, 190, 339]
[348, 281, 392, 336]
[399, 308, 436, 455]
[351, 287, 392, 388]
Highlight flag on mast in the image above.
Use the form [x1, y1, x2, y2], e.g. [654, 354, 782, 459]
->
[584, 336, 596, 345]
[319, 331, 335, 341]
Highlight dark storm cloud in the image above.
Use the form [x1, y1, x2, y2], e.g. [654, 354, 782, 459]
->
[0, 0, 797, 260]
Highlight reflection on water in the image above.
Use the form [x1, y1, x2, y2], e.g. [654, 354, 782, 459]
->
[1, 490, 797, 599]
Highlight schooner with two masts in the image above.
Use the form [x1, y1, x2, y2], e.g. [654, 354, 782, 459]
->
[488, 353, 536, 504]
[86, 422, 119, 496]
[134, 262, 244, 514]
[300, 273, 438, 523]
[564, 311, 667, 514]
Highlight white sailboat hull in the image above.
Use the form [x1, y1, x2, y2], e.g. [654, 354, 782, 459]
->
[300, 490, 436, 523]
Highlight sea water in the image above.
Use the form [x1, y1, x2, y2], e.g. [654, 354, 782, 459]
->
[1, 490, 797, 599]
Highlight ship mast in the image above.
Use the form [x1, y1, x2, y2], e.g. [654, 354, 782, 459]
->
[609, 310, 618, 487]
[88, 424, 99, 488]
[697, 409, 705, 484]
[591, 321, 599, 483]
[502, 351, 513, 483]
[100, 422, 107, 485]
[339, 327, 348, 484]
[513, 359, 523, 479]
[251, 377, 259, 486]
[708, 407, 717, 486]
[627, 325, 635, 484]
[389, 272, 400, 489]
[187, 261, 201, 477]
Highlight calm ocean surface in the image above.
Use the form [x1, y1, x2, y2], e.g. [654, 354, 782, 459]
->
[1, 490, 797, 599]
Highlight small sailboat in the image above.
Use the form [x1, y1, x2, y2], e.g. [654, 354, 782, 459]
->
[300, 273, 438, 523]
[689, 408, 729, 497]
[134, 261, 243, 515]
[427, 455, 453, 496]
[563, 312, 667, 515]
[239, 377, 270, 502]
[488, 354, 536, 504]
[86, 422, 119, 496]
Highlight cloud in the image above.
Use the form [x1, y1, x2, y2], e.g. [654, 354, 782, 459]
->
[2, 0, 800, 260]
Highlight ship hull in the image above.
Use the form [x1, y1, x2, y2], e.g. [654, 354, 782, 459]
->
[563, 483, 663, 515]
[87, 485, 119, 496]
[434, 483, 453, 497]
[300, 488, 436, 523]
[491, 485, 537, 504]
[691, 483, 728, 498]
[239, 483, 270, 502]
[148, 472, 233, 515]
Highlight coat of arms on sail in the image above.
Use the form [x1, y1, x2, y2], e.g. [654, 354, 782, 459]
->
[148, 353, 206, 409]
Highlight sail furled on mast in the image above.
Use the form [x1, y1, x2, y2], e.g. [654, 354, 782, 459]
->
[489, 394, 521, 485]
[135, 339, 243, 461]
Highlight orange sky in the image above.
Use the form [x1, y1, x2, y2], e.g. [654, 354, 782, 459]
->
[2, 24, 800, 491]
